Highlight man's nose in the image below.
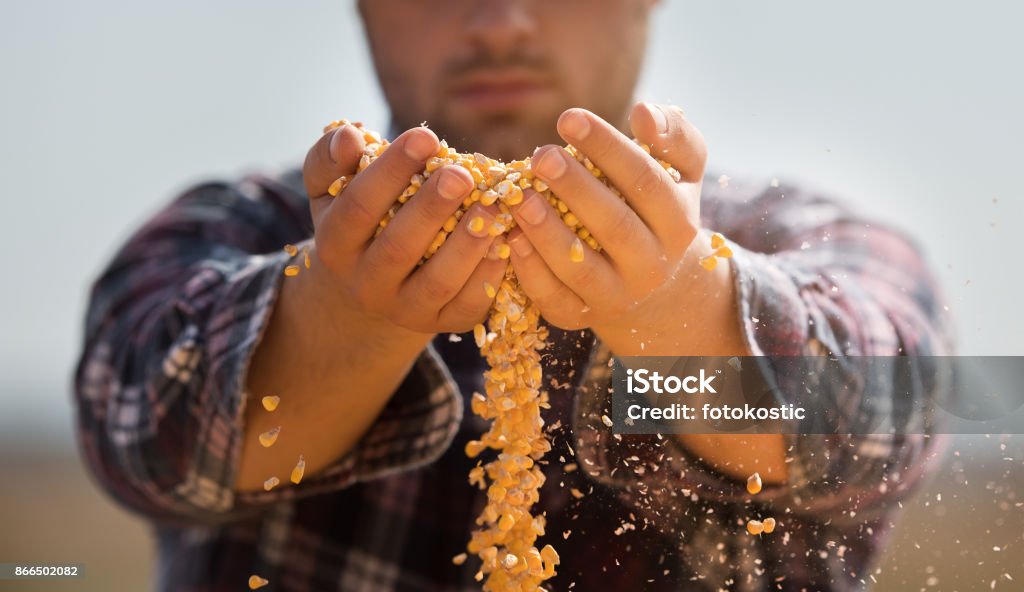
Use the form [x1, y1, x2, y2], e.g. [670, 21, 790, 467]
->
[463, 0, 536, 61]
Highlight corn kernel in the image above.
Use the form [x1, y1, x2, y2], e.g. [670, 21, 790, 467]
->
[746, 519, 764, 535]
[452, 553, 468, 565]
[498, 514, 515, 531]
[484, 281, 497, 299]
[468, 216, 485, 234]
[263, 476, 279, 491]
[303, 248, 311, 269]
[747, 472, 762, 495]
[699, 256, 718, 271]
[762, 517, 777, 534]
[248, 575, 269, 589]
[496, 244, 511, 259]
[715, 245, 733, 259]
[327, 176, 349, 197]
[290, 455, 305, 484]
[283, 244, 298, 257]
[711, 232, 726, 249]
[261, 395, 280, 412]
[283, 265, 300, 277]
[258, 426, 280, 448]
[569, 238, 585, 263]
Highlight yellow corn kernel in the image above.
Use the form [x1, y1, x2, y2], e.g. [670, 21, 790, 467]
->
[474, 323, 487, 348]
[746, 519, 764, 535]
[484, 281, 497, 299]
[327, 176, 349, 197]
[465, 440, 486, 458]
[261, 395, 280, 412]
[283, 265, 300, 277]
[468, 216, 485, 234]
[563, 212, 579, 227]
[258, 426, 280, 448]
[711, 232, 726, 249]
[498, 514, 515, 531]
[762, 517, 777, 534]
[303, 248, 311, 269]
[714, 245, 734, 259]
[452, 553, 468, 566]
[263, 476, 280, 491]
[248, 575, 269, 589]
[443, 216, 458, 233]
[747, 472, 762, 495]
[699, 256, 718, 271]
[569, 238, 585, 263]
[290, 455, 305, 484]
[283, 244, 298, 257]
[496, 244, 511, 259]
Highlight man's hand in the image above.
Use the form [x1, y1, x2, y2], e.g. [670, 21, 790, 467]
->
[507, 103, 712, 349]
[507, 103, 787, 484]
[305, 123, 507, 334]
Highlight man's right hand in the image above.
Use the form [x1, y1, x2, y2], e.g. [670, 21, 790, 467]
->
[303, 123, 507, 334]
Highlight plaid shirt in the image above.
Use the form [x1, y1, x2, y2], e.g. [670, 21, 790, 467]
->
[74, 167, 953, 592]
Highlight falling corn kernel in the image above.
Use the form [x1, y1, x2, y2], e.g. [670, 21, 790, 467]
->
[498, 514, 515, 531]
[762, 517, 777, 534]
[263, 476, 280, 491]
[699, 255, 718, 271]
[452, 553, 468, 566]
[747, 472, 762, 495]
[248, 575, 269, 589]
[746, 519, 764, 535]
[283, 265, 300, 277]
[465, 440, 486, 458]
[261, 396, 280, 412]
[290, 455, 305, 484]
[483, 281, 497, 299]
[569, 238, 585, 263]
[715, 245, 733, 259]
[710, 232, 726, 249]
[283, 244, 298, 257]
[474, 323, 487, 348]
[258, 426, 280, 448]
[303, 248, 311, 269]
[601, 414, 613, 427]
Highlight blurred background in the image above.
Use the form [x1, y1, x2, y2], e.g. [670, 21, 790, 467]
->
[1, 0, 1021, 589]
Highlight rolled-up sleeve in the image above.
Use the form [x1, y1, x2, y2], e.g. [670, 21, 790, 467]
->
[571, 176, 954, 524]
[73, 177, 460, 527]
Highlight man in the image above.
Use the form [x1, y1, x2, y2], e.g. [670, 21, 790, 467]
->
[74, 1, 951, 590]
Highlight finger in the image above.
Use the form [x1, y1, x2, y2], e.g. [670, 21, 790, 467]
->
[510, 190, 623, 311]
[530, 144, 659, 266]
[629, 102, 707, 183]
[553, 108, 684, 234]
[323, 126, 440, 253]
[437, 255, 508, 332]
[397, 204, 498, 320]
[303, 123, 365, 198]
[507, 229, 588, 330]
[363, 165, 475, 286]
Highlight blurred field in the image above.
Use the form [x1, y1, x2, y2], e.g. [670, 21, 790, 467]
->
[0, 434, 1020, 591]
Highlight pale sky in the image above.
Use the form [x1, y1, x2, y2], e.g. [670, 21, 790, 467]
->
[2, 0, 1021, 441]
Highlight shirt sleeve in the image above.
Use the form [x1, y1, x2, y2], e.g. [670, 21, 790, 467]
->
[570, 176, 954, 525]
[73, 177, 461, 528]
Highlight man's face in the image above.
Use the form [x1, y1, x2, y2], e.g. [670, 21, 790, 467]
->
[359, 0, 656, 160]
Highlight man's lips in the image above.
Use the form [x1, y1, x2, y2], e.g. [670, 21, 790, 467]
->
[449, 71, 551, 110]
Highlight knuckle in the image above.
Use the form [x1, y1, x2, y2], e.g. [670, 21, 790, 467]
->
[416, 272, 457, 305]
[631, 162, 666, 198]
[336, 193, 376, 230]
[603, 208, 638, 248]
[370, 231, 411, 269]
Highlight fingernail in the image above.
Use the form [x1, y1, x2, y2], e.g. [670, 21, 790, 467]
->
[404, 129, 437, 160]
[559, 110, 591, 140]
[517, 193, 547, 226]
[328, 124, 349, 163]
[532, 148, 566, 180]
[437, 167, 470, 200]
[645, 102, 668, 134]
[510, 235, 533, 257]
